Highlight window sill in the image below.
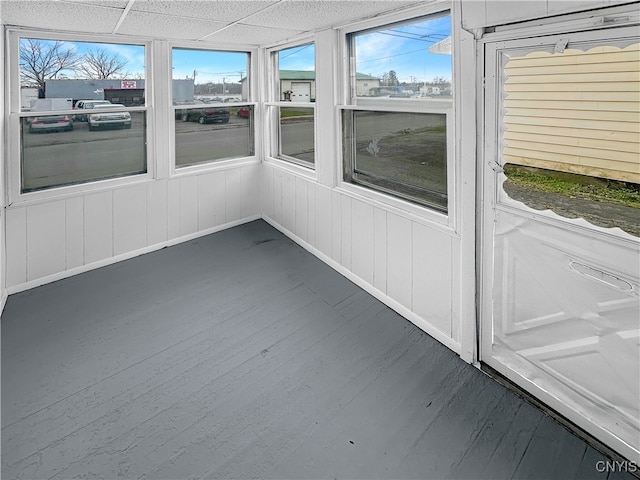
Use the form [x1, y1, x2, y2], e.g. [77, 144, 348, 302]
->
[337, 181, 457, 235]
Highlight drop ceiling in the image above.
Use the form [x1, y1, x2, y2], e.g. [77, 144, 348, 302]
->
[0, 0, 423, 45]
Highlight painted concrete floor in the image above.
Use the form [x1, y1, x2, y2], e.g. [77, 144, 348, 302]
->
[1, 220, 635, 479]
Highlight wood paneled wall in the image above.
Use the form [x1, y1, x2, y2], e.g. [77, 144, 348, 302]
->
[5, 164, 261, 292]
[261, 163, 462, 354]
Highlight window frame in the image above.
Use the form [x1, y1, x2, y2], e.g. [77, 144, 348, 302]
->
[7, 28, 154, 204]
[168, 43, 259, 175]
[337, 6, 456, 228]
[265, 38, 317, 172]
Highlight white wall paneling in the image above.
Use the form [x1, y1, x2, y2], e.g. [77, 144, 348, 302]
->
[198, 171, 226, 231]
[314, 184, 332, 259]
[114, 184, 148, 256]
[65, 197, 85, 272]
[5, 163, 261, 294]
[26, 200, 66, 282]
[294, 176, 308, 243]
[411, 221, 453, 338]
[5, 207, 27, 288]
[386, 212, 413, 311]
[261, 161, 463, 355]
[350, 198, 374, 286]
[225, 168, 244, 224]
[84, 191, 114, 266]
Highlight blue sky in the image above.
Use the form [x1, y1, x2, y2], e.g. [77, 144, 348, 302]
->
[354, 14, 452, 83]
[23, 13, 451, 86]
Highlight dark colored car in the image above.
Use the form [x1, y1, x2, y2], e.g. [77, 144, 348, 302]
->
[179, 108, 230, 124]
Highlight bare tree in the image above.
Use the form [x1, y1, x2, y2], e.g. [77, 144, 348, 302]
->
[78, 48, 129, 79]
[19, 39, 80, 93]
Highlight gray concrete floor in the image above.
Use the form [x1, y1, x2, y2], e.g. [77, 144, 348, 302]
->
[1, 220, 634, 479]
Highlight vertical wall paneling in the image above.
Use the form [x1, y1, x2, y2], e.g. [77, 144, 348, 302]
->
[167, 179, 181, 240]
[373, 208, 387, 294]
[26, 201, 66, 282]
[225, 168, 244, 224]
[5, 208, 26, 288]
[146, 179, 168, 246]
[306, 181, 317, 248]
[315, 185, 332, 258]
[412, 222, 452, 337]
[330, 190, 342, 264]
[261, 165, 274, 220]
[198, 171, 222, 231]
[386, 213, 412, 310]
[242, 165, 261, 220]
[294, 176, 308, 243]
[450, 237, 462, 343]
[113, 185, 147, 256]
[350, 198, 374, 286]
[281, 172, 296, 234]
[340, 195, 352, 271]
[84, 191, 113, 265]
[178, 176, 198, 237]
[65, 196, 84, 271]
[272, 168, 283, 226]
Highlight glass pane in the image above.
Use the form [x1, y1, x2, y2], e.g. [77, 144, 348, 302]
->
[279, 107, 314, 165]
[344, 111, 447, 212]
[172, 49, 249, 105]
[352, 14, 451, 101]
[277, 44, 315, 102]
[19, 38, 145, 111]
[21, 111, 146, 192]
[501, 42, 640, 237]
[175, 105, 254, 168]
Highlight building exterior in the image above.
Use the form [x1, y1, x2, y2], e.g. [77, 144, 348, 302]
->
[45, 78, 195, 106]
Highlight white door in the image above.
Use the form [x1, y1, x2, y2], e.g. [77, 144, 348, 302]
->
[290, 82, 311, 102]
[480, 23, 640, 462]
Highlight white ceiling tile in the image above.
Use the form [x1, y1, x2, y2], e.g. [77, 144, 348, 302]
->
[0, 0, 124, 33]
[202, 22, 304, 45]
[130, 0, 281, 22]
[116, 9, 228, 40]
[244, 0, 420, 30]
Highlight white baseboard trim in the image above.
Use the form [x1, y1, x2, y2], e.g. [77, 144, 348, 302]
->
[261, 214, 462, 357]
[5, 215, 261, 296]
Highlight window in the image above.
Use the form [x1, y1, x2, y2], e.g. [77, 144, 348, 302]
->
[342, 12, 452, 214]
[269, 43, 315, 167]
[14, 35, 147, 193]
[499, 41, 640, 237]
[172, 48, 254, 168]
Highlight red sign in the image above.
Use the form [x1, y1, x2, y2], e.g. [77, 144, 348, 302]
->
[121, 80, 137, 89]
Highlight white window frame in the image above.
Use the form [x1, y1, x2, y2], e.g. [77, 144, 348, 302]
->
[337, 4, 457, 230]
[265, 37, 317, 174]
[6, 28, 154, 205]
[168, 43, 259, 177]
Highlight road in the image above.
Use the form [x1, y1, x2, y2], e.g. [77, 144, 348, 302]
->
[21, 112, 443, 191]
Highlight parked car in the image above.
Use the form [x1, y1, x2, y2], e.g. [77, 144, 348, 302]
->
[237, 107, 251, 118]
[179, 107, 230, 124]
[73, 99, 112, 121]
[87, 104, 131, 131]
[29, 115, 74, 133]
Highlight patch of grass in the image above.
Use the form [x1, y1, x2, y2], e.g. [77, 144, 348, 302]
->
[504, 165, 640, 209]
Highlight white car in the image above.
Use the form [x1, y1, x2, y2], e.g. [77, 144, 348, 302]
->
[73, 99, 111, 121]
[87, 104, 132, 131]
